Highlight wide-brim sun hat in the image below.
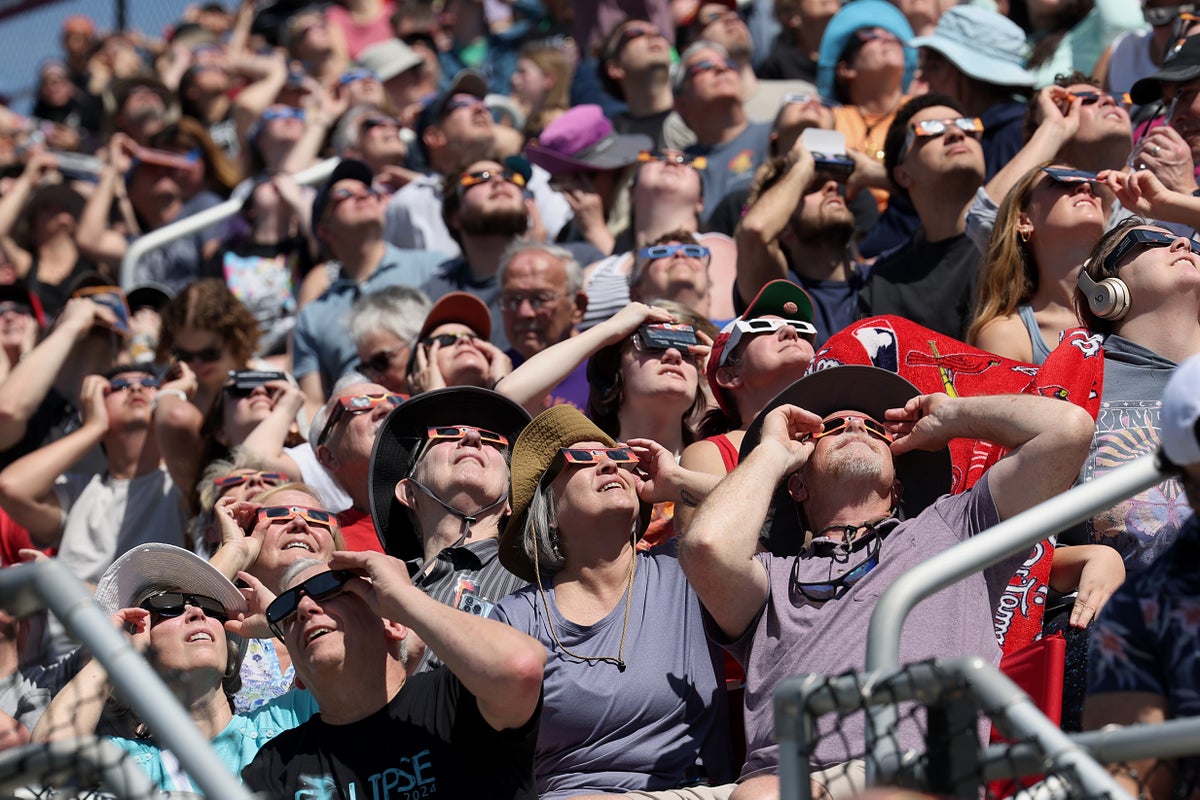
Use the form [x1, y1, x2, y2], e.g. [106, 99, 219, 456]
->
[739, 365, 952, 554]
[816, 0, 916, 102]
[369, 387, 531, 560]
[356, 38, 423, 82]
[524, 104, 653, 176]
[909, 5, 1033, 89]
[500, 405, 651, 582]
[1131, 36, 1200, 105]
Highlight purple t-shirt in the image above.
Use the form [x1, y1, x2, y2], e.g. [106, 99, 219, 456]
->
[719, 472, 1021, 776]
[506, 350, 590, 412]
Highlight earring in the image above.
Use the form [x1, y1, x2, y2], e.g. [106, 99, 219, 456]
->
[549, 527, 562, 559]
[1019, 228, 1031, 243]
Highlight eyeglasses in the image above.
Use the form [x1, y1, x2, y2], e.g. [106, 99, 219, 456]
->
[338, 68, 377, 85]
[457, 167, 527, 195]
[637, 243, 711, 262]
[790, 532, 881, 603]
[106, 375, 160, 394]
[212, 471, 287, 490]
[1102, 228, 1200, 273]
[685, 58, 738, 80]
[499, 291, 563, 312]
[636, 150, 708, 169]
[613, 23, 659, 56]
[266, 569, 356, 640]
[139, 591, 229, 624]
[780, 92, 841, 110]
[172, 345, 224, 364]
[425, 425, 509, 449]
[733, 317, 817, 337]
[0, 301, 32, 317]
[900, 117, 984, 161]
[420, 332, 478, 348]
[560, 446, 638, 466]
[1145, 3, 1197, 26]
[1039, 166, 1101, 185]
[442, 95, 485, 117]
[357, 344, 407, 376]
[257, 505, 335, 529]
[261, 106, 305, 123]
[317, 393, 403, 445]
[810, 413, 894, 444]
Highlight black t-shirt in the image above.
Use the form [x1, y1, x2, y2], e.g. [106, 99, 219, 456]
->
[241, 667, 540, 800]
[858, 231, 981, 340]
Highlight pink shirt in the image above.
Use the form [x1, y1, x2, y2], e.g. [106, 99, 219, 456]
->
[325, 1, 396, 60]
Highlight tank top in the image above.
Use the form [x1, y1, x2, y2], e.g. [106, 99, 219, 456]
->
[1017, 303, 1052, 366]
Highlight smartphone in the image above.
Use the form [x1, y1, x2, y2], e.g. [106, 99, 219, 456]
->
[637, 323, 698, 351]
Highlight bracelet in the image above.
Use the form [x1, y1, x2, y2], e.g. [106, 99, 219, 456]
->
[151, 389, 189, 414]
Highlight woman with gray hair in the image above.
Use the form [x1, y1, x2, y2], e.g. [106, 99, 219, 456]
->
[493, 405, 734, 798]
[347, 284, 431, 395]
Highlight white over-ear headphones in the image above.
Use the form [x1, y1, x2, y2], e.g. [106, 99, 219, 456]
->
[1077, 259, 1131, 321]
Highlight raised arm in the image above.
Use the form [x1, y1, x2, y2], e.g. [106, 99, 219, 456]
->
[330, 550, 545, 732]
[886, 392, 1095, 522]
[734, 141, 814, 307]
[982, 88, 1080, 205]
[0, 153, 58, 278]
[679, 404, 821, 639]
[237, 381, 305, 479]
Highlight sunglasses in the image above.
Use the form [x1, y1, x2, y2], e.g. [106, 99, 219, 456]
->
[685, 58, 738, 80]
[790, 533, 881, 603]
[172, 345, 223, 364]
[560, 446, 638, 466]
[854, 28, 899, 44]
[357, 344, 407, 376]
[900, 117, 984, 161]
[106, 375, 160, 394]
[457, 167, 526, 195]
[257, 505, 335, 529]
[810, 413, 894, 444]
[338, 68, 377, 85]
[266, 569, 356, 640]
[733, 317, 817, 337]
[400, 32, 437, 50]
[697, 7, 740, 26]
[328, 186, 380, 206]
[0, 301, 32, 316]
[426, 425, 510, 449]
[421, 332, 478, 348]
[1145, 4, 1197, 26]
[139, 591, 229, 624]
[317, 393, 404, 445]
[360, 115, 399, 133]
[636, 150, 708, 170]
[213, 471, 287, 490]
[1103, 228, 1200, 272]
[613, 23, 659, 56]
[442, 95, 485, 117]
[637, 243, 711, 261]
[261, 106, 305, 123]
[780, 92, 841, 110]
[1039, 166, 1101, 185]
[499, 291, 563, 312]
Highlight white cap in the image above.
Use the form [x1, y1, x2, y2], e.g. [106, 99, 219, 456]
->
[1162, 354, 1200, 466]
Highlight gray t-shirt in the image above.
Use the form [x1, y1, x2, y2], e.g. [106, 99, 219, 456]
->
[491, 542, 733, 797]
[722, 472, 1017, 776]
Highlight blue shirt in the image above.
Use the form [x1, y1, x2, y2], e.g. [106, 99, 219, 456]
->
[292, 244, 444, 390]
[686, 122, 772, 220]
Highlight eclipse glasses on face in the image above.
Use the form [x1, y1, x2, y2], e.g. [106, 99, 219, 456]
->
[899, 117, 984, 161]
[266, 569, 356, 640]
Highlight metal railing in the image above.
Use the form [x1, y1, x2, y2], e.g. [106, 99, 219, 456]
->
[118, 157, 339, 290]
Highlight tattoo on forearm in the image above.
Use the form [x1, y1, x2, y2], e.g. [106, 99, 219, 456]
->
[680, 489, 701, 507]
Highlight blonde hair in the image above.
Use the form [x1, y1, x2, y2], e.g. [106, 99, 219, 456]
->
[519, 42, 575, 136]
[254, 481, 347, 550]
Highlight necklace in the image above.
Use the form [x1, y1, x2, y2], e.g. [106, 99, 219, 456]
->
[534, 534, 638, 673]
[855, 97, 903, 161]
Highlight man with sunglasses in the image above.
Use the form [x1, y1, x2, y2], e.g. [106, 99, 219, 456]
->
[242, 550, 544, 799]
[369, 387, 530, 671]
[0, 365, 187, 656]
[680, 365, 1095, 798]
[293, 159, 445, 410]
[1130, 36, 1200, 198]
[859, 95, 986, 340]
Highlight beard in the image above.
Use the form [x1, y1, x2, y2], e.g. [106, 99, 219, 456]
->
[823, 443, 885, 484]
[793, 204, 855, 249]
[457, 204, 529, 238]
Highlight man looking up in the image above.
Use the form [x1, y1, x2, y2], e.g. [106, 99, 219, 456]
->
[597, 18, 696, 152]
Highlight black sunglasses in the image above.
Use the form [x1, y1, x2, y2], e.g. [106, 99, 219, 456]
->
[789, 532, 882, 603]
[172, 345, 223, 364]
[266, 569, 357, 639]
[421, 332, 478, 348]
[139, 591, 229, 624]
[1103, 228, 1200, 272]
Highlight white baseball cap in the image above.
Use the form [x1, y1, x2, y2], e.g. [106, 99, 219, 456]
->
[1162, 354, 1200, 466]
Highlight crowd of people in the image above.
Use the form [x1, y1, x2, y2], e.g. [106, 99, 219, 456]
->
[1, 0, 1200, 797]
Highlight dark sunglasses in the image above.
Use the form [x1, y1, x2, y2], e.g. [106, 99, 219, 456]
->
[636, 150, 708, 169]
[1039, 166, 1101, 185]
[359, 115, 399, 133]
[172, 345, 223, 364]
[457, 167, 526, 195]
[357, 344, 407, 376]
[442, 95, 485, 117]
[0, 301, 32, 316]
[139, 591, 229, 624]
[223, 382, 276, 399]
[317, 393, 403, 445]
[421, 332, 478, 348]
[1145, 4, 1196, 26]
[257, 505, 335, 528]
[637, 243, 711, 261]
[213, 471, 287, 490]
[400, 32, 437, 50]
[1103, 228, 1200, 272]
[338, 68, 377, 85]
[810, 413, 894, 444]
[685, 58, 738, 79]
[790, 533, 881, 603]
[613, 24, 658, 56]
[106, 376, 160, 394]
[267, 569, 357, 639]
[328, 186, 380, 205]
[426, 425, 509, 449]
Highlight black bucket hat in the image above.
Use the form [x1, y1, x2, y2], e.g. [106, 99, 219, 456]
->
[368, 387, 531, 560]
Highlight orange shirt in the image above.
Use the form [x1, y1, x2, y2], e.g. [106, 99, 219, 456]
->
[833, 95, 913, 213]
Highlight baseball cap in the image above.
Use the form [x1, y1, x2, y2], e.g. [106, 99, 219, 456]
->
[311, 159, 375, 229]
[1162, 354, 1200, 466]
[417, 292, 492, 342]
[1132, 37, 1200, 105]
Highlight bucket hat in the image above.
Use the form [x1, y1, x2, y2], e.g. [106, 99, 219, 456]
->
[910, 6, 1033, 89]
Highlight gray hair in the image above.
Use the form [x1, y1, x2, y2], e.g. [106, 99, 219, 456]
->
[280, 558, 329, 592]
[496, 238, 584, 295]
[307, 371, 373, 444]
[673, 40, 731, 94]
[348, 285, 431, 349]
[522, 482, 565, 578]
[189, 451, 274, 555]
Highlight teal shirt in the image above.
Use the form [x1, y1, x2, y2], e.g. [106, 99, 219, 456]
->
[1028, 0, 1146, 88]
[110, 688, 318, 792]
